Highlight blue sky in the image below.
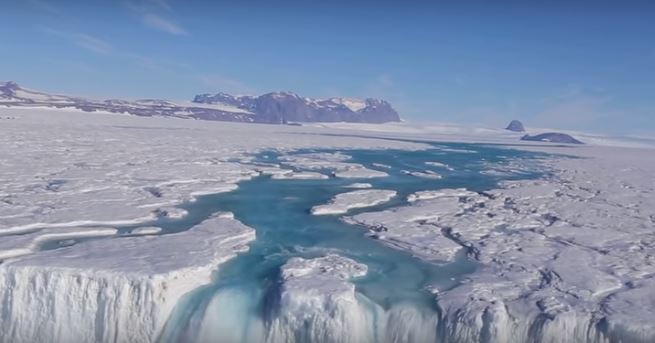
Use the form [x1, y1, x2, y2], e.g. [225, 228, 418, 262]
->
[1, 0, 653, 135]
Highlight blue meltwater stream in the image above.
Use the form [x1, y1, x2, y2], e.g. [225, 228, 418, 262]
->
[153, 143, 548, 342]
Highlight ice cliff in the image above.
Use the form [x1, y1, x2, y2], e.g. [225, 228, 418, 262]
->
[0, 216, 255, 343]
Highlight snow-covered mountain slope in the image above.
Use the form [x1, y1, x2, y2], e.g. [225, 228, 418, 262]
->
[0, 81, 75, 105]
[0, 81, 255, 122]
[0, 81, 400, 124]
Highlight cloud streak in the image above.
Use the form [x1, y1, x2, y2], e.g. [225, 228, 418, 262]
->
[41, 26, 170, 72]
[142, 13, 187, 35]
[70, 34, 114, 54]
[146, 0, 173, 12]
[376, 74, 393, 88]
[42, 27, 113, 54]
[27, 0, 64, 16]
[124, 0, 188, 36]
[198, 74, 256, 95]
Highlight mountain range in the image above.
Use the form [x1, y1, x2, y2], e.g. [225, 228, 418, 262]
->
[0, 81, 400, 124]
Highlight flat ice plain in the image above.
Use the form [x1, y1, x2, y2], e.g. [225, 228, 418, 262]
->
[1, 107, 654, 342]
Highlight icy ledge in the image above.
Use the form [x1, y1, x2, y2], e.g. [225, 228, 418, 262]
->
[192, 254, 442, 343]
[267, 254, 370, 343]
[0, 215, 255, 343]
[267, 255, 440, 343]
[311, 189, 397, 215]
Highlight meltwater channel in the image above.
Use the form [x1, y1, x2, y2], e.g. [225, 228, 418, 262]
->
[153, 143, 547, 343]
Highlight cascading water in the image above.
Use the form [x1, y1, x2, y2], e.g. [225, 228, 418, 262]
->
[156, 144, 548, 343]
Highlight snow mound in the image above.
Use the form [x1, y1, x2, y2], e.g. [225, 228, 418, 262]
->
[312, 189, 397, 215]
[333, 167, 389, 179]
[425, 161, 454, 170]
[407, 188, 476, 202]
[271, 171, 329, 180]
[401, 170, 442, 179]
[344, 183, 373, 189]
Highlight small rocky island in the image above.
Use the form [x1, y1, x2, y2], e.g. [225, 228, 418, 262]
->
[521, 132, 584, 144]
[505, 120, 526, 132]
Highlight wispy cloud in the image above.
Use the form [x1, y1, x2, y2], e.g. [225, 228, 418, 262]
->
[73, 34, 114, 54]
[198, 74, 256, 95]
[532, 95, 613, 131]
[453, 76, 466, 86]
[42, 27, 113, 54]
[365, 73, 398, 97]
[41, 26, 170, 72]
[27, 0, 64, 16]
[142, 13, 187, 35]
[525, 83, 615, 131]
[361, 73, 419, 118]
[124, 0, 188, 36]
[375, 74, 394, 88]
[146, 0, 173, 12]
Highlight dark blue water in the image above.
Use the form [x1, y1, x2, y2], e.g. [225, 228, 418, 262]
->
[153, 143, 549, 342]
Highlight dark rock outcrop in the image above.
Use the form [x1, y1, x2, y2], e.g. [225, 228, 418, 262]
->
[506, 120, 525, 132]
[521, 133, 584, 144]
[0, 81, 20, 96]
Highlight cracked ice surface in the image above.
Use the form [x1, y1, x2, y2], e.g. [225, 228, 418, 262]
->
[278, 152, 389, 178]
[311, 189, 397, 215]
[0, 108, 427, 342]
[0, 109, 424, 234]
[346, 190, 472, 263]
[2, 108, 655, 342]
[349, 146, 655, 342]
[0, 108, 424, 244]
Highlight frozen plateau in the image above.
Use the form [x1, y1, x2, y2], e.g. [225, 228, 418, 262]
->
[1, 106, 655, 343]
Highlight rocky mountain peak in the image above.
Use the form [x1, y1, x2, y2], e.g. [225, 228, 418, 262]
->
[0, 81, 21, 96]
[1, 81, 401, 125]
[193, 91, 401, 124]
[506, 120, 526, 132]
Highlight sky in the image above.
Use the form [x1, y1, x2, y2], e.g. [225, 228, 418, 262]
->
[0, 0, 653, 135]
